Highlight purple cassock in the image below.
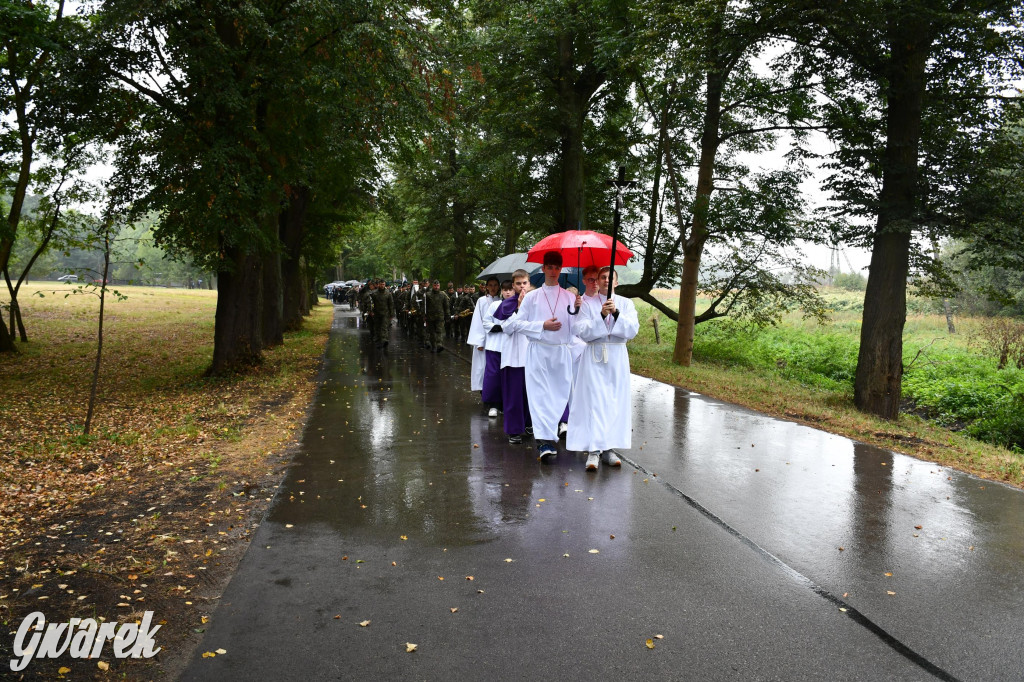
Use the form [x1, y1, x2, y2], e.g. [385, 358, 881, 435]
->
[493, 296, 531, 436]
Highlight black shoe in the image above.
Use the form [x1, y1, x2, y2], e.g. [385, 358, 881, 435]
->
[508, 434, 522, 444]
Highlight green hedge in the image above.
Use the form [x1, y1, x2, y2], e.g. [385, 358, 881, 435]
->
[688, 320, 1024, 451]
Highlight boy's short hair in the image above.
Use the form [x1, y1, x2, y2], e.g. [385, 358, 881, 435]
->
[598, 266, 619, 280]
[582, 265, 599, 278]
[542, 251, 563, 267]
[486, 276, 500, 286]
[512, 269, 530, 281]
[500, 279, 514, 291]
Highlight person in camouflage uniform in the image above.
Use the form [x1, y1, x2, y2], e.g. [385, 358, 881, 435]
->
[370, 278, 395, 347]
[445, 281, 457, 339]
[456, 284, 475, 340]
[424, 279, 450, 352]
[358, 282, 374, 328]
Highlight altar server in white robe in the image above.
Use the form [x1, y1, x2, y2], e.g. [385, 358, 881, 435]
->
[466, 276, 500, 403]
[503, 251, 576, 462]
[568, 267, 639, 470]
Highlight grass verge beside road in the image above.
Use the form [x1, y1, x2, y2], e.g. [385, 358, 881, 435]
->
[0, 284, 333, 679]
[631, 290, 1024, 489]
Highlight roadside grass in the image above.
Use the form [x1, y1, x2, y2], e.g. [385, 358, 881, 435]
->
[632, 289, 1024, 488]
[0, 283, 333, 678]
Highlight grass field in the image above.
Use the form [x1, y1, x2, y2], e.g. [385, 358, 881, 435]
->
[628, 288, 1024, 488]
[0, 282, 333, 678]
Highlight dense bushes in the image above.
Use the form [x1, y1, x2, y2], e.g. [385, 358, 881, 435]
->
[689, 318, 1024, 452]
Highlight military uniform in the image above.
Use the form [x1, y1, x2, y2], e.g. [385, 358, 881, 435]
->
[358, 285, 373, 328]
[370, 283, 395, 346]
[395, 286, 410, 331]
[445, 285, 457, 338]
[424, 283, 450, 351]
[456, 288, 475, 340]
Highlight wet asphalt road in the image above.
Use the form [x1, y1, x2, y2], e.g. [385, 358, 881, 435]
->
[181, 308, 1024, 681]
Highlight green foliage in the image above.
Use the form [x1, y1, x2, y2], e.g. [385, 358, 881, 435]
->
[644, 306, 1024, 451]
[902, 353, 1024, 450]
[690, 320, 859, 391]
[832, 271, 866, 291]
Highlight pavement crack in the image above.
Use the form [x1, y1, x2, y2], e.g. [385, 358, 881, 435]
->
[622, 455, 962, 682]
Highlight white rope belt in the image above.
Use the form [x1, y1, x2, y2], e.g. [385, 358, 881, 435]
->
[589, 340, 626, 363]
[532, 339, 571, 347]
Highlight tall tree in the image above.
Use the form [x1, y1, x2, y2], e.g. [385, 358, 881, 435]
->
[624, 0, 823, 364]
[801, 0, 1023, 418]
[0, 0, 81, 352]
[470, 0, 632, 234]
[92, 0, 439, 373]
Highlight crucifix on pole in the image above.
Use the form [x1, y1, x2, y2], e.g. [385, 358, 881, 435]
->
[606, 166, 636, 299]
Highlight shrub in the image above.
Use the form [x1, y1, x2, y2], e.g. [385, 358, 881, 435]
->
[833, 272, 867, 291]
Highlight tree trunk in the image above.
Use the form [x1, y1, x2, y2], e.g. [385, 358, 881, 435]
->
[853, 27, 928, 419]
[280, 186, 310, 332]
[209, 246, 263, 375]
[943, 299, 955, 334]
[556, 33, 590, 232]
[84, 222, 112, 435]
[0, 318, 15, 353]
[262, 249, 283, 348]
[448, 148, 472, 283]
[672, 69, 724, 366]
[298, 259, 311, 316]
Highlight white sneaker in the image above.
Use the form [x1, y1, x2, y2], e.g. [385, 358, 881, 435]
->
[488, 407, 498, 418]
[585, 452, 600, 471]
[558, 422, 568, 438]
[601, 450, 621, 467]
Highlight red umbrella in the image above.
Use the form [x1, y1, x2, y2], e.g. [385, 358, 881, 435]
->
[526, 230, 633, 268]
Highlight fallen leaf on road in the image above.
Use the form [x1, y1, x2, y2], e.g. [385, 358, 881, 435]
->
[450, 608, 458, 613]
[838, 546, 844, 551]
[202, 652, 215, 658]
[886, 591, 896, 596]
[654, 635, 664, 640]
[400, 535, 408, 540]
[609, 534, 615, 539]
[465, 576, 474, 581]
[97, 661, 110, 670]
[563, 553, 570, 558]
[406, 643, 418, 653]
[438, 576, 444, 580]
[58, 667, 70, 675]
[884, 572, 893, 577]
[589, 549, 599, 554]
[216, 649, 227, 655]
[360, 620, 370, 627]
[645, 639, 655, 649]
[504, 558, 513, 563]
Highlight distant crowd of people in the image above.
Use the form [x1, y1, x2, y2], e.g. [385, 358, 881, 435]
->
[336, 252, 639, 471]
